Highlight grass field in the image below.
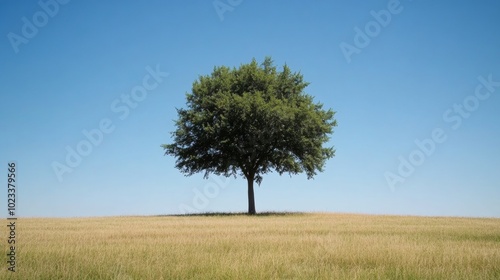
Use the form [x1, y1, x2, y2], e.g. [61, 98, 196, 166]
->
[1, 213, 499, 279]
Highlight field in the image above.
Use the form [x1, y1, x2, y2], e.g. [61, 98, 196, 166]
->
[1, 213, 499, 279]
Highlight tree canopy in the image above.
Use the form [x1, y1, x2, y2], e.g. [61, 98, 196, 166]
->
[162, 57, 337, 214]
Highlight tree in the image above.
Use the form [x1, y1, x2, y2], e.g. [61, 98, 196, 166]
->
[162, 57, 337, 215]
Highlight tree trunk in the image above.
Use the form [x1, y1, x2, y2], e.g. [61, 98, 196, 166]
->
[247, 175, 256, 215]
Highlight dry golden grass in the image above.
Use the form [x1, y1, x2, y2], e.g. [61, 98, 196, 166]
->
[1, 213, 499, 279]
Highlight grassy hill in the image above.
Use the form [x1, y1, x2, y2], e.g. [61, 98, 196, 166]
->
[2, 213, 499, 279]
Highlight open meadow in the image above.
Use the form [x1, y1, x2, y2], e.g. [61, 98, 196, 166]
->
[1, 213, 499, 279]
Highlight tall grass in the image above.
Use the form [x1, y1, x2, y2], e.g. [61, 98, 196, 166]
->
[2, 213, 499, 279]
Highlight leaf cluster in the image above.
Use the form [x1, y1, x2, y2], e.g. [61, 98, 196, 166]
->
[162, 57, 337, 184]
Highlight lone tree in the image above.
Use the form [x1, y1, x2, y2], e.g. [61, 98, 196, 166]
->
[162, 57, 337, 215]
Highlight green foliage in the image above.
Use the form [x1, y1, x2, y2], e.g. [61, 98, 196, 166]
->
[162, 57, 337, 185]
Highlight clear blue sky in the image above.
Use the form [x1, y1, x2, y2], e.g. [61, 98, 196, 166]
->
[1, 0, 499, 218]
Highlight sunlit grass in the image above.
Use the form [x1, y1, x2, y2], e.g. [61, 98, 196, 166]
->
[2, 213, 499, 279]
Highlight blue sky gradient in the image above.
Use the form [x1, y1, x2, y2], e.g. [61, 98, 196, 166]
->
[1, 0, 499, 217]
